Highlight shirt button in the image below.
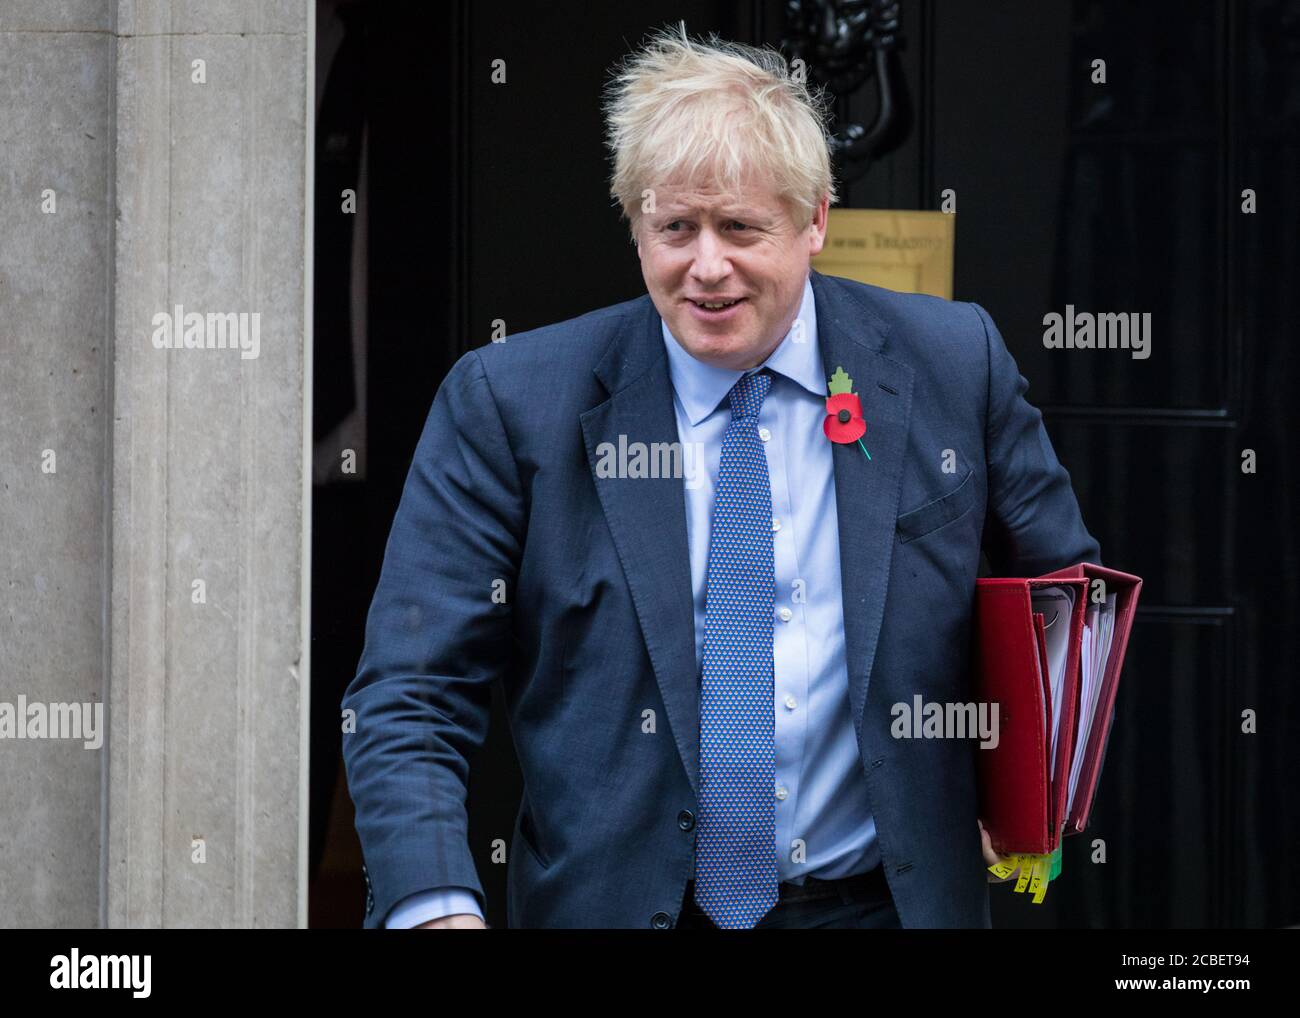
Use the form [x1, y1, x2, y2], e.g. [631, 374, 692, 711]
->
[758, 427, 771, 442]
[777, 607, 793, 622]
[771, 517, 781, 532]
[784, 695, 798, 710]
[775, 786, 788, 801]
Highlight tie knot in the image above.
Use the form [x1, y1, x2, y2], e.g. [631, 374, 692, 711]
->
[728, 369, 771, 421]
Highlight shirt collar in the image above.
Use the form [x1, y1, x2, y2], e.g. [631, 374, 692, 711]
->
[660, 274, 822, 427]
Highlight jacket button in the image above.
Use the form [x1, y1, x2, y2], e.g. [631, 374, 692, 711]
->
[650, 911, 673, 929]
[677, 810, 695, 831]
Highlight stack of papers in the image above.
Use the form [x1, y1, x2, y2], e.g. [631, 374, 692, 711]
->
[973, 563, 1142, 857]
[1027, 587, 1120, 819]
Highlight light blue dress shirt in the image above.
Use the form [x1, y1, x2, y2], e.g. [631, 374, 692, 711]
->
[664, 273, 879, 887]
[387, 273, 877, 927]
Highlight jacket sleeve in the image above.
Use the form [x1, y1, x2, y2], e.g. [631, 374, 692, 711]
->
[973, 302, 1102, 575]
[341, 349, 523, 928]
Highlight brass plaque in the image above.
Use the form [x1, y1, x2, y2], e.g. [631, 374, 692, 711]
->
[812, 209, 955, 300]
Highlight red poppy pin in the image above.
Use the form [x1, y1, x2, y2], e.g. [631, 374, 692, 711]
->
[824, 366, 871, 461]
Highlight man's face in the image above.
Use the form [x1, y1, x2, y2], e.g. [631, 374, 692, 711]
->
[635, 180, 829, 371]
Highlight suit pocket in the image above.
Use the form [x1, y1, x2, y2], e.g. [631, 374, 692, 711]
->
[517, 806, 551, 870]
[896, 468, 978, 544]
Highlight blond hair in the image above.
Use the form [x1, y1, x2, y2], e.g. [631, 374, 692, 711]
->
[602, 23, 838, 236]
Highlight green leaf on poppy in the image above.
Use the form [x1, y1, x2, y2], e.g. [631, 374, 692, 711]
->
[827, 365, 854, 395]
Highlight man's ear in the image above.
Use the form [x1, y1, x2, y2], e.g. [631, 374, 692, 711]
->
[807, 194, 831, 257]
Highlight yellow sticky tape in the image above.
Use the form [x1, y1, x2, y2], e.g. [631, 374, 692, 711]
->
[1028, 855, 1049, 904]
[1013, 857, 1033, 894]
[992, 852, 1055, 903]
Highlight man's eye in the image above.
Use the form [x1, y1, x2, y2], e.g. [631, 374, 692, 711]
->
[660, 220, 749, 232]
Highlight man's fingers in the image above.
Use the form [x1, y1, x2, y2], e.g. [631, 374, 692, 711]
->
[978, 818, 1022, 882]
[978, 823, 1000, 866]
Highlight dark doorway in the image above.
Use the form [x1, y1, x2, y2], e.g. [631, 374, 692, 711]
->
[309, 0, 1300, 929]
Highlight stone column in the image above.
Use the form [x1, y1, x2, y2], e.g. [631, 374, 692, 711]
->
[0, 0, 116, 930]
[107, 0, 311, 928]
[0, 0, 313, 928]
[6, 0, 312, 930]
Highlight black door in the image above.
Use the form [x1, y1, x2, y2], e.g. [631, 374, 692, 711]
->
[312, 0, 1300, 929]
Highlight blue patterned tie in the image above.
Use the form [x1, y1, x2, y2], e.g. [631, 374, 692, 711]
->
[694, 368, 779, 929]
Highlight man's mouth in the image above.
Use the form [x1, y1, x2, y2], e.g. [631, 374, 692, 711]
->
[688, 297, 746, 310]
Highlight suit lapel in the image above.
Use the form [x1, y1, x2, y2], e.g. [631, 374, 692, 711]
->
[580, 300, 702, 797]
[810, 271, 914, 741]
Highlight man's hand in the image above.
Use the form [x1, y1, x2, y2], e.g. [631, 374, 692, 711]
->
[978, 819, 1020, 884]
[415, 913, 487, 929]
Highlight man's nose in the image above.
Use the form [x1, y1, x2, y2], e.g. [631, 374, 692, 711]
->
[689, 227, 731, 284]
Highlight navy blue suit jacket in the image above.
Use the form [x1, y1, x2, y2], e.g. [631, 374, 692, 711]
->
[341, 270, 1101, 928]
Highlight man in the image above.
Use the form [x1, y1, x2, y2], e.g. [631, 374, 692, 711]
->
[341, 27, 1099, 930]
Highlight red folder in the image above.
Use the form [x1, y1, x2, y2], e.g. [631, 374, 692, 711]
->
[973, 563, 1142, 856]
